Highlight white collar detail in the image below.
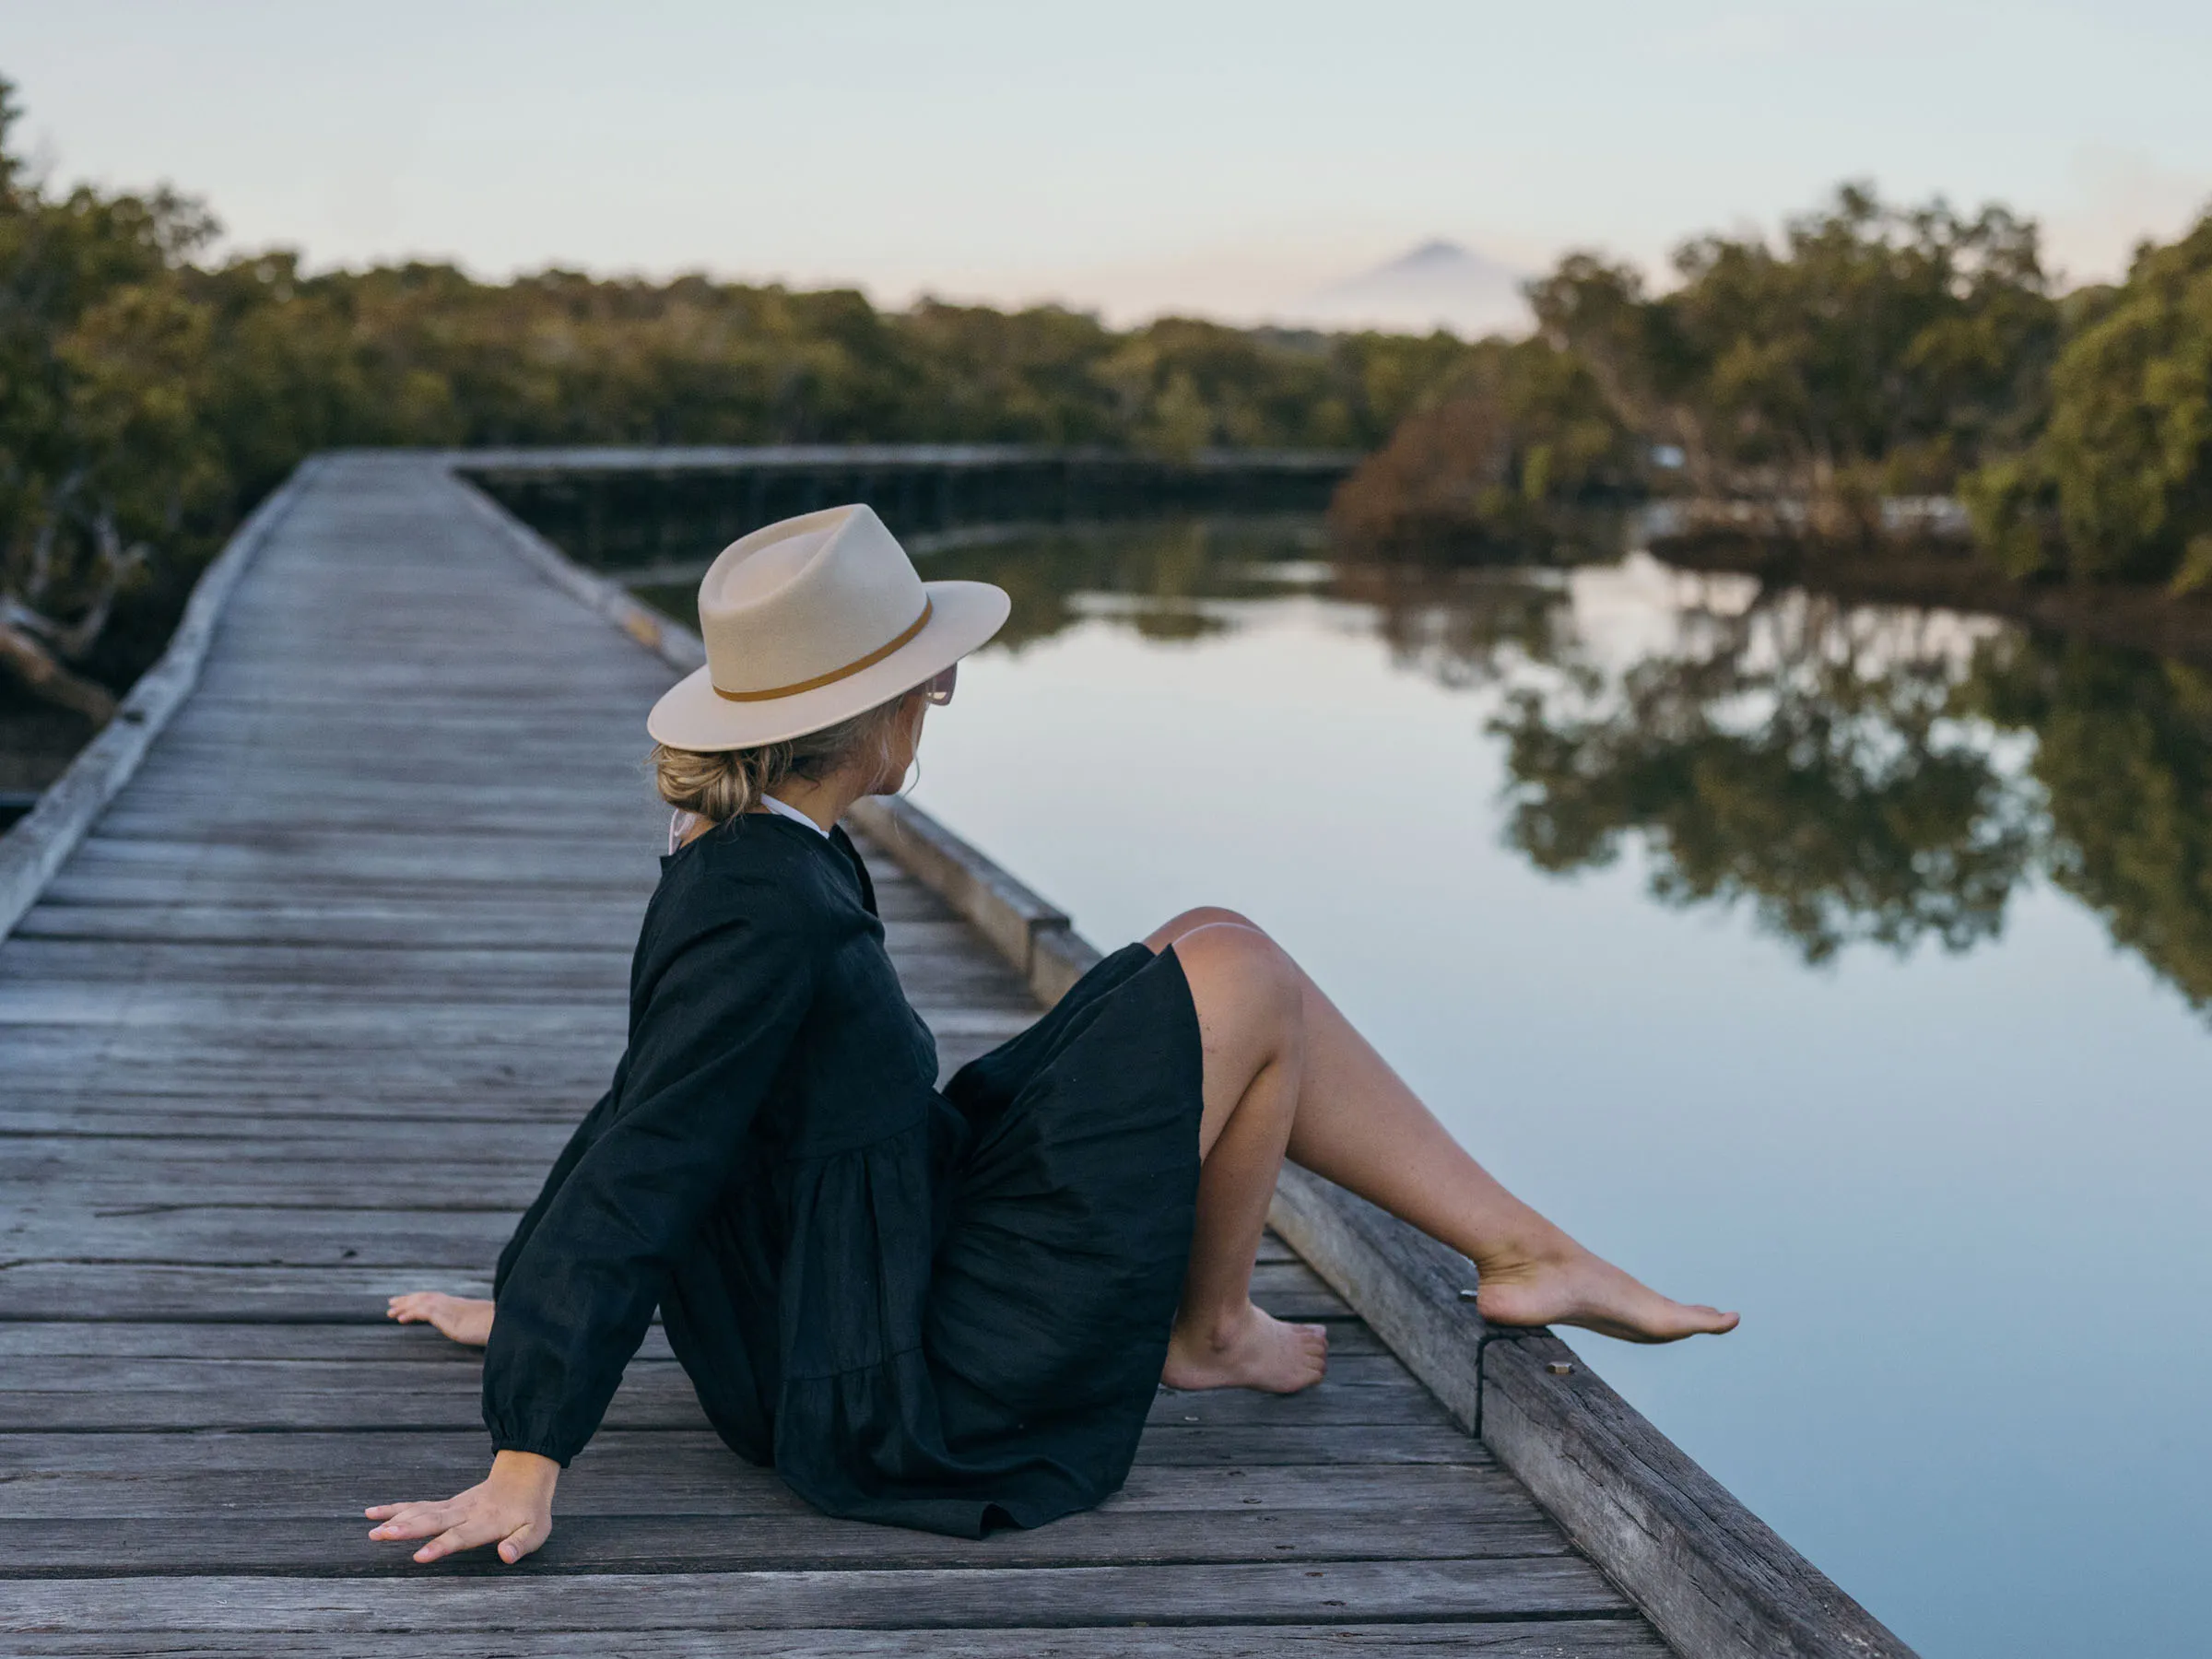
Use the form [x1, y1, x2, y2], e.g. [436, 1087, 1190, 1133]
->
[760, 794, 830, 838]
[665, 795, 830, 855]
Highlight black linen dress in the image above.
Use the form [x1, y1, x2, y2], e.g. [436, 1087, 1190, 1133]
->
[482, 814, 1204, 1537]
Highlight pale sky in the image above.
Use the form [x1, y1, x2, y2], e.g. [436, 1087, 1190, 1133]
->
[9, 0, 2211, 326]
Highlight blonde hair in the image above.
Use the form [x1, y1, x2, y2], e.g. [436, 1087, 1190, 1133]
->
[651, 695, 912, 824]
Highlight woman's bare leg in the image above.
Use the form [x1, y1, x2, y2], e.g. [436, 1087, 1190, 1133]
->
[1158, 918, 1330, 1393]
[1151, 909, 1737, 1357]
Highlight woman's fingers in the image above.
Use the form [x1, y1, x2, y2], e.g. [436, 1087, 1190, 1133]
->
[498, 1514, 551, 1564]
[414, 1517, 499, 1564]
[368, 1463, 554, 1566]
[368, 1493, 547, 1564]
[366, 1500, 454, 1539]
[385, 1292, 493, 1346]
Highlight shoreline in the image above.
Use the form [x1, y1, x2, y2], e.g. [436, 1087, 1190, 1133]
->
[1643, 535, 2212, 665]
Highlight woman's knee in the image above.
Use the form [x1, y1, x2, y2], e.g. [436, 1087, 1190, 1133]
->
[1145, 905, 1266, 952]
[1166, 915, 1302, 1029]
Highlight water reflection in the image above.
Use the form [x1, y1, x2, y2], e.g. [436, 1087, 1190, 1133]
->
[1490, 591, 2039, 966]
[880, 515, 2212, 1015]
[1964, 637, 2212, 1009]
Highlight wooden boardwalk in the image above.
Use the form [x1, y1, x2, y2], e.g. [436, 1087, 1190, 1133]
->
[0, 453, 1668, 1653]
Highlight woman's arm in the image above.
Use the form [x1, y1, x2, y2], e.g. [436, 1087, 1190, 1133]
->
[493, 1056, 630, 1299]
[368, 896, 818, 1564]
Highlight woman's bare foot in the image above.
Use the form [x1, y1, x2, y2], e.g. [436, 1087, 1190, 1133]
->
[1163, 1300, 1330, 1393]
[386, 1292, 494, 1347]
[1474, 1235, 1738, 1344]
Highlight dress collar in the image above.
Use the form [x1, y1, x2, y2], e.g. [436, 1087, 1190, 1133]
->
[666, 795, 830, 855]
[760, 794, 830, 838]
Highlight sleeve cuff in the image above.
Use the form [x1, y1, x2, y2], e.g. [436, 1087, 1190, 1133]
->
[488, 1436, 576, 1468]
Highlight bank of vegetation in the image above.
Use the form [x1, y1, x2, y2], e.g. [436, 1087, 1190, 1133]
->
[1330, 184, 2212, 643]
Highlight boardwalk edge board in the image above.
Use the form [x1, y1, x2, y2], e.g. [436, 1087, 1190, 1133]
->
[456, 453, 1917, 1659]
[0, 456, 325, 945]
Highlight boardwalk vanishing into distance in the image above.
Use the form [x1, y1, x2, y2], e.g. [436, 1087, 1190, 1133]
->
[0, 453, 1909, 1656]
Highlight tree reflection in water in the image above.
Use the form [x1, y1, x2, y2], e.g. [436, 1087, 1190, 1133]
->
[1490, 588, 2040, 965]
[1473, 572, 2212, 1011]
[1962, 636, 2212, 1009]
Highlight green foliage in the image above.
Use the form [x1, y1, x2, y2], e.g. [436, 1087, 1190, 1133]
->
[1962, 214, 2212, 585]
[1530, 183, 2059, 520]
[1326, 335, 1635, 556]
[0, 79, 231, 689]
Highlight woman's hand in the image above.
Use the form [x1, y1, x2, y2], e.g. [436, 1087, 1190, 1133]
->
[366, 1451, 558, 1564]
[386, 1291, 494, 1347]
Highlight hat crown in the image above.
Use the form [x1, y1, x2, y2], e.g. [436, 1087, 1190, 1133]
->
[698, 505, 928, 700]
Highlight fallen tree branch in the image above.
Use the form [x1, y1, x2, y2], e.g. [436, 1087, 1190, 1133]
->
[0, 614, 118, 722]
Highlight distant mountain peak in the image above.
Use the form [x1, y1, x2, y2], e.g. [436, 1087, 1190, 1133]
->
[1300, 239, 1530, 338]
[1392, 239, 1476, 267]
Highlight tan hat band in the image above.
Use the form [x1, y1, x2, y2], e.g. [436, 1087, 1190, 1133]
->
[711, 597, 935, 703]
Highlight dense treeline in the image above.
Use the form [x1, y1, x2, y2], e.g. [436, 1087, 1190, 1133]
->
[0, 77, 1471, 717]
[1332, 183, 2212, 599]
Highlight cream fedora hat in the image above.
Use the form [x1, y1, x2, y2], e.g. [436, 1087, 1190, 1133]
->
[646, 503, 1010, 751]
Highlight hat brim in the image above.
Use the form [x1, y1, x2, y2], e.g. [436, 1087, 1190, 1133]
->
[646, 579, 1012, 751]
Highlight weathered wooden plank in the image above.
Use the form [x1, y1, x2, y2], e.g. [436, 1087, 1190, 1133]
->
[0, 1623, 1672, 1658]
[64, 833, 665, 882]
[0, 982, 1018, 1029]
[0, 1352, 1419, 1395]
[0, 1302, 1352, 1364]
[10, 903, 981, 952]
[3, 1179, 550, 1214]
[0, 1422, 1494, 1476]
[0, 1209, 523, 1264]
[0, 1509, 1568, 1578]
[1, 1140, 570, 1174]
[0, 1272, 1356, 1326]
[0, 943, 1027, 1010]
[0, 1105, 596, 1142]
[0, 1265, 494, 1320]
[4, 1143, 1311, 1206]
[0, 1559, 1633, 1631]
[0, 1368, 1443, 1436]
[0, 1321, 630, 1362]
[0, 1254, 1350, 1323]
[0, 1458, 1517, 1522]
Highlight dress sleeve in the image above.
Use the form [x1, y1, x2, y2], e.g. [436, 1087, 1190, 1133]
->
[480, 907, 816, 1465]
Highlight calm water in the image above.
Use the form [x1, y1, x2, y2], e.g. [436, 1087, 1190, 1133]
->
[642, 517, 2210, 1659]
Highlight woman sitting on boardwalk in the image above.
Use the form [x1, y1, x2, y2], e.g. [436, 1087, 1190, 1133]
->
[371, 504, 1736, 1566]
